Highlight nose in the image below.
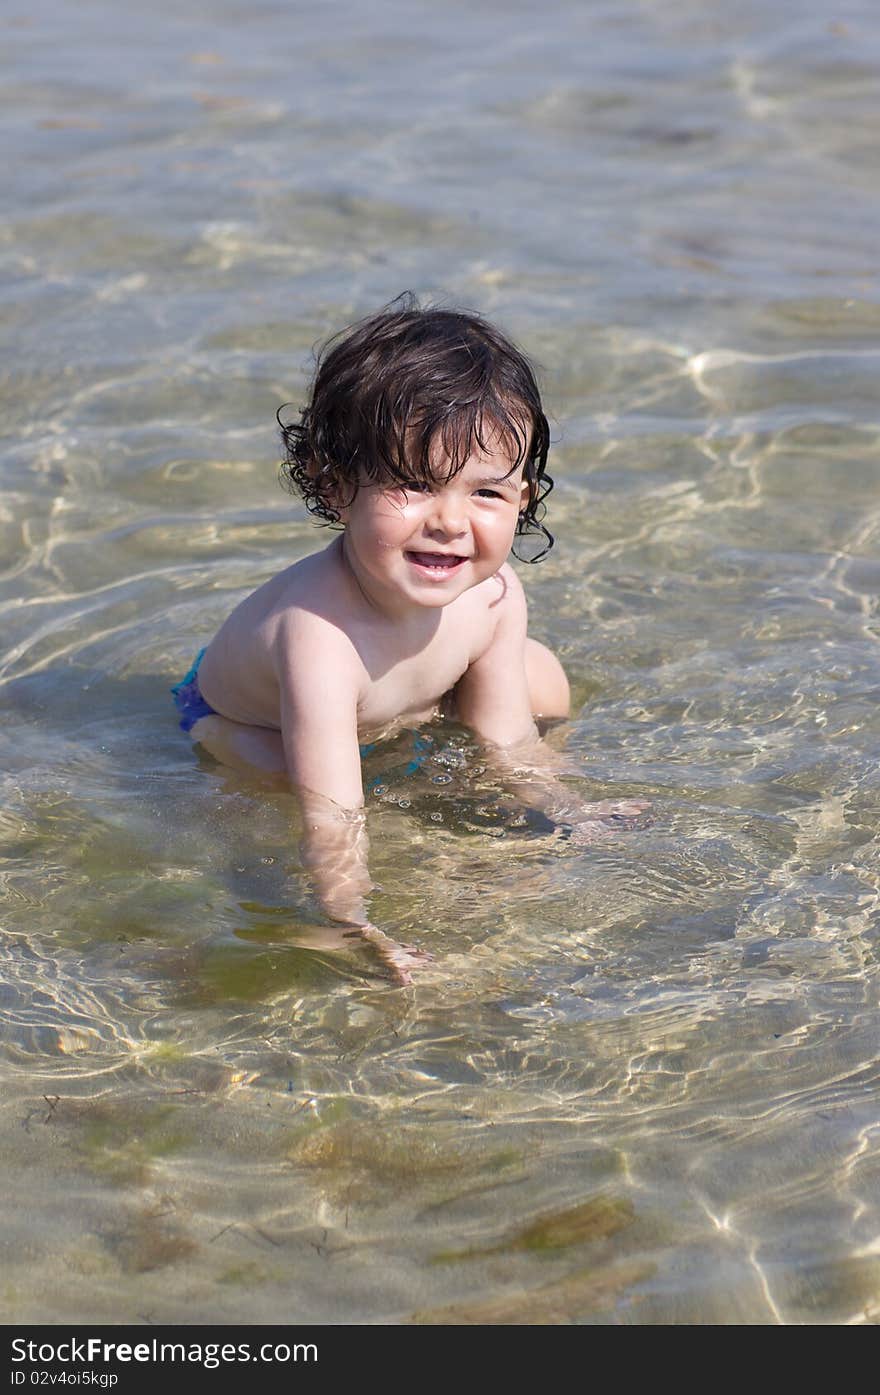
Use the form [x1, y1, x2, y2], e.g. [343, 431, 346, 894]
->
[425, 489, 467, 538]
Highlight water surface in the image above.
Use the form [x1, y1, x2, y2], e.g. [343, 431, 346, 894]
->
[2, 0, 880, 1324]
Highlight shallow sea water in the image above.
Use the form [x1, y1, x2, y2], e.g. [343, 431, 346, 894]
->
[2, 0, 880, 1324]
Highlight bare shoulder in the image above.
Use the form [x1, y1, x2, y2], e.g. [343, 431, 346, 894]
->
[200, 543, 365, 727]
[269, 565, 365, 684]
[262, 546, 358, 645]
[266, 542, 346, 613]
[467, 562, 528, 652]
[491, 562, 528, 612]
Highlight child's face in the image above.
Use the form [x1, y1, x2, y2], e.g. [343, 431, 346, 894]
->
[339, 431, 531, 616]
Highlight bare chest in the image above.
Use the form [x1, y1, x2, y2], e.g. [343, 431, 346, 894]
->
[355, 612, 489, 729]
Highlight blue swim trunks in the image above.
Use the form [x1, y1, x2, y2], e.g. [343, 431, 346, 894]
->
[171, 650, 395, 764]
[170, 648, 216, 733]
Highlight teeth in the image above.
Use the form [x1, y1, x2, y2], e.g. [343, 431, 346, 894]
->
[410, 553, 461, 567]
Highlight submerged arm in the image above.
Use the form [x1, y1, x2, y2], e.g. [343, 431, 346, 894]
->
[453, 570, 647, 838]
[477, 736, 648, 840]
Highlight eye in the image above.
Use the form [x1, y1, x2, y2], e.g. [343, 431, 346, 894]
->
[475, 487, 503, 499]
[399, 479, 430, 494]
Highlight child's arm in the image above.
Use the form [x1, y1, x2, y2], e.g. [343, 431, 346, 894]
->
[274, 616, 370, 925]
[453, 568, 538, 749]
[273, 617, 429, 983]
[454, 570, 646, 839]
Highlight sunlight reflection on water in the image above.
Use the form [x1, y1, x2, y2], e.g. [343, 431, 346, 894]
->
[2, 0, 880, 1324]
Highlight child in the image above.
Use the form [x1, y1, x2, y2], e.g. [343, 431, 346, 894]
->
[172, 297, 646, 982]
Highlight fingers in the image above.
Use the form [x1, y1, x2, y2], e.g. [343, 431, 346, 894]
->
[357, 924, 430, 986]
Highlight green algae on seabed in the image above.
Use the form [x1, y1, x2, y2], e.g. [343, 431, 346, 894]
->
[143, 1040, 188, 1064]
[216, 1261, 278, 1288]
[287, 1118, 522, 1185]
[410, 1258, 654, 1324]
[62, 1099, 191, 1187]
[186, 940, 340, 1004]
[433, 1195, 634, 1263]
[103, 1206, 198, 1274]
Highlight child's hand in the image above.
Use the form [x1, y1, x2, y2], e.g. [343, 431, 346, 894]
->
[344, 923, 433, 987]
[578, 798, 651, 822]
[566, 798, 653, 846]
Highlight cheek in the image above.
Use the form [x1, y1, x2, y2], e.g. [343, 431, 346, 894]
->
[366, 499, 415, 547]
[484, 505, 522, 539]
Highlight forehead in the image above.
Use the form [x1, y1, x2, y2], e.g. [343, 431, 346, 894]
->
[418, 413, 529, 478]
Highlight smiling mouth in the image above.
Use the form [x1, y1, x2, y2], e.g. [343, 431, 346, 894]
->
[405, 551, 468, 571]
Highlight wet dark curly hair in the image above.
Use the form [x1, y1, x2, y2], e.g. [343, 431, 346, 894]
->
[278, 294, 554, 560]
